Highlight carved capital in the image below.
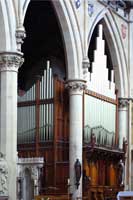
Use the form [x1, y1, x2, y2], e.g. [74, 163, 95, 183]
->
[119, 98, 129, 108]
[16, 26, 26, 51]
[0, 52, 24, 72]
[65, 79, 87, 94]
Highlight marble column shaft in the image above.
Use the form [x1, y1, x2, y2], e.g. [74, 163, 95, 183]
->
[0, 52, 23, 200]
[118, 98, 129, 189]
[118, 98, 129, 149]
[66, 79, 86, 200]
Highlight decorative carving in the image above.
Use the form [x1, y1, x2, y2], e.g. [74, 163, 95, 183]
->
[88, 3, 94, 17]
[86, 146, 124, 163]
[0, 153, 8, 196]
[82, 57, 90, 80]
[65, 80, 87, 93]
[118, 98, 129, 108]
[121, 24, 127, 39]
[75, 0, 81, 9]
[74, 159, 81, 189]
[16, 27, 26, 51]
[0, 52, 24, 72]
[118, 159, 125, 186]
[31, 166, 38, 181]
[17, 157, 44, 197]
[83, 57, 90, 70]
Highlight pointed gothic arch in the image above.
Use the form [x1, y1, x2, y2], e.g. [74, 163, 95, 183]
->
[0, 1, 16, 51]
[22, 0, 83, 80]
[88, 9, 129, 97]
[0, 1, 9, 51]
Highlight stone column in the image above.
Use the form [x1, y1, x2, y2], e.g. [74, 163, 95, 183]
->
[118, 98, 129, 189]
[118, 98, 129, 149]
[66, 79, 86, 200]
[128, 100, 132, 190]
[0, 52, 23, 200]
[129, 9, 133, 190]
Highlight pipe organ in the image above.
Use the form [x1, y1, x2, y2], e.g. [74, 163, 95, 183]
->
[84, 24, 118, 148]
[17, 24, 126, 200]
[84, 93, 116, 146]
[83, 24, 125, 200]
[17, 61, 69, 194]
[17, 61, 54, 144]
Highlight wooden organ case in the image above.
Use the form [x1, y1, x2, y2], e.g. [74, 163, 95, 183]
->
[17, 24, 126, 200]
[83, 24, 126, 200]
[17, 62, 69, 195]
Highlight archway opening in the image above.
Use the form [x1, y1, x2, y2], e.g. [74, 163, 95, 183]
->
[88, 21, 114, 82]
[17, 0, 69, 195]
[18, 0, 66, 91]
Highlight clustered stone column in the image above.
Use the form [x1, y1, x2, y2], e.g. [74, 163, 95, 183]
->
[66, 79, 86, 200]
[0, 52, 23, 200]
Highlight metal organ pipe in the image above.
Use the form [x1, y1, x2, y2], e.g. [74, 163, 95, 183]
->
[84, 94, 116, 146]
[17, 60, 54, 144]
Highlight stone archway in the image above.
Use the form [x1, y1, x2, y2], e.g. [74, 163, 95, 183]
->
[87, 9, 129, 97]
[21, 0, 83, 80]
[17, 157, 44, 200]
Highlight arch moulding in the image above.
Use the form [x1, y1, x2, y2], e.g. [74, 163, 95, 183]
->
[22, 0, 83, 80]
[87, 8, 129, 97]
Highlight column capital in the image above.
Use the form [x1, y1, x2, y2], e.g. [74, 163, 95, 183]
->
[118, 98, 129, 108]
[65, 79, 87, 95]
[0, 52, 24, 72]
